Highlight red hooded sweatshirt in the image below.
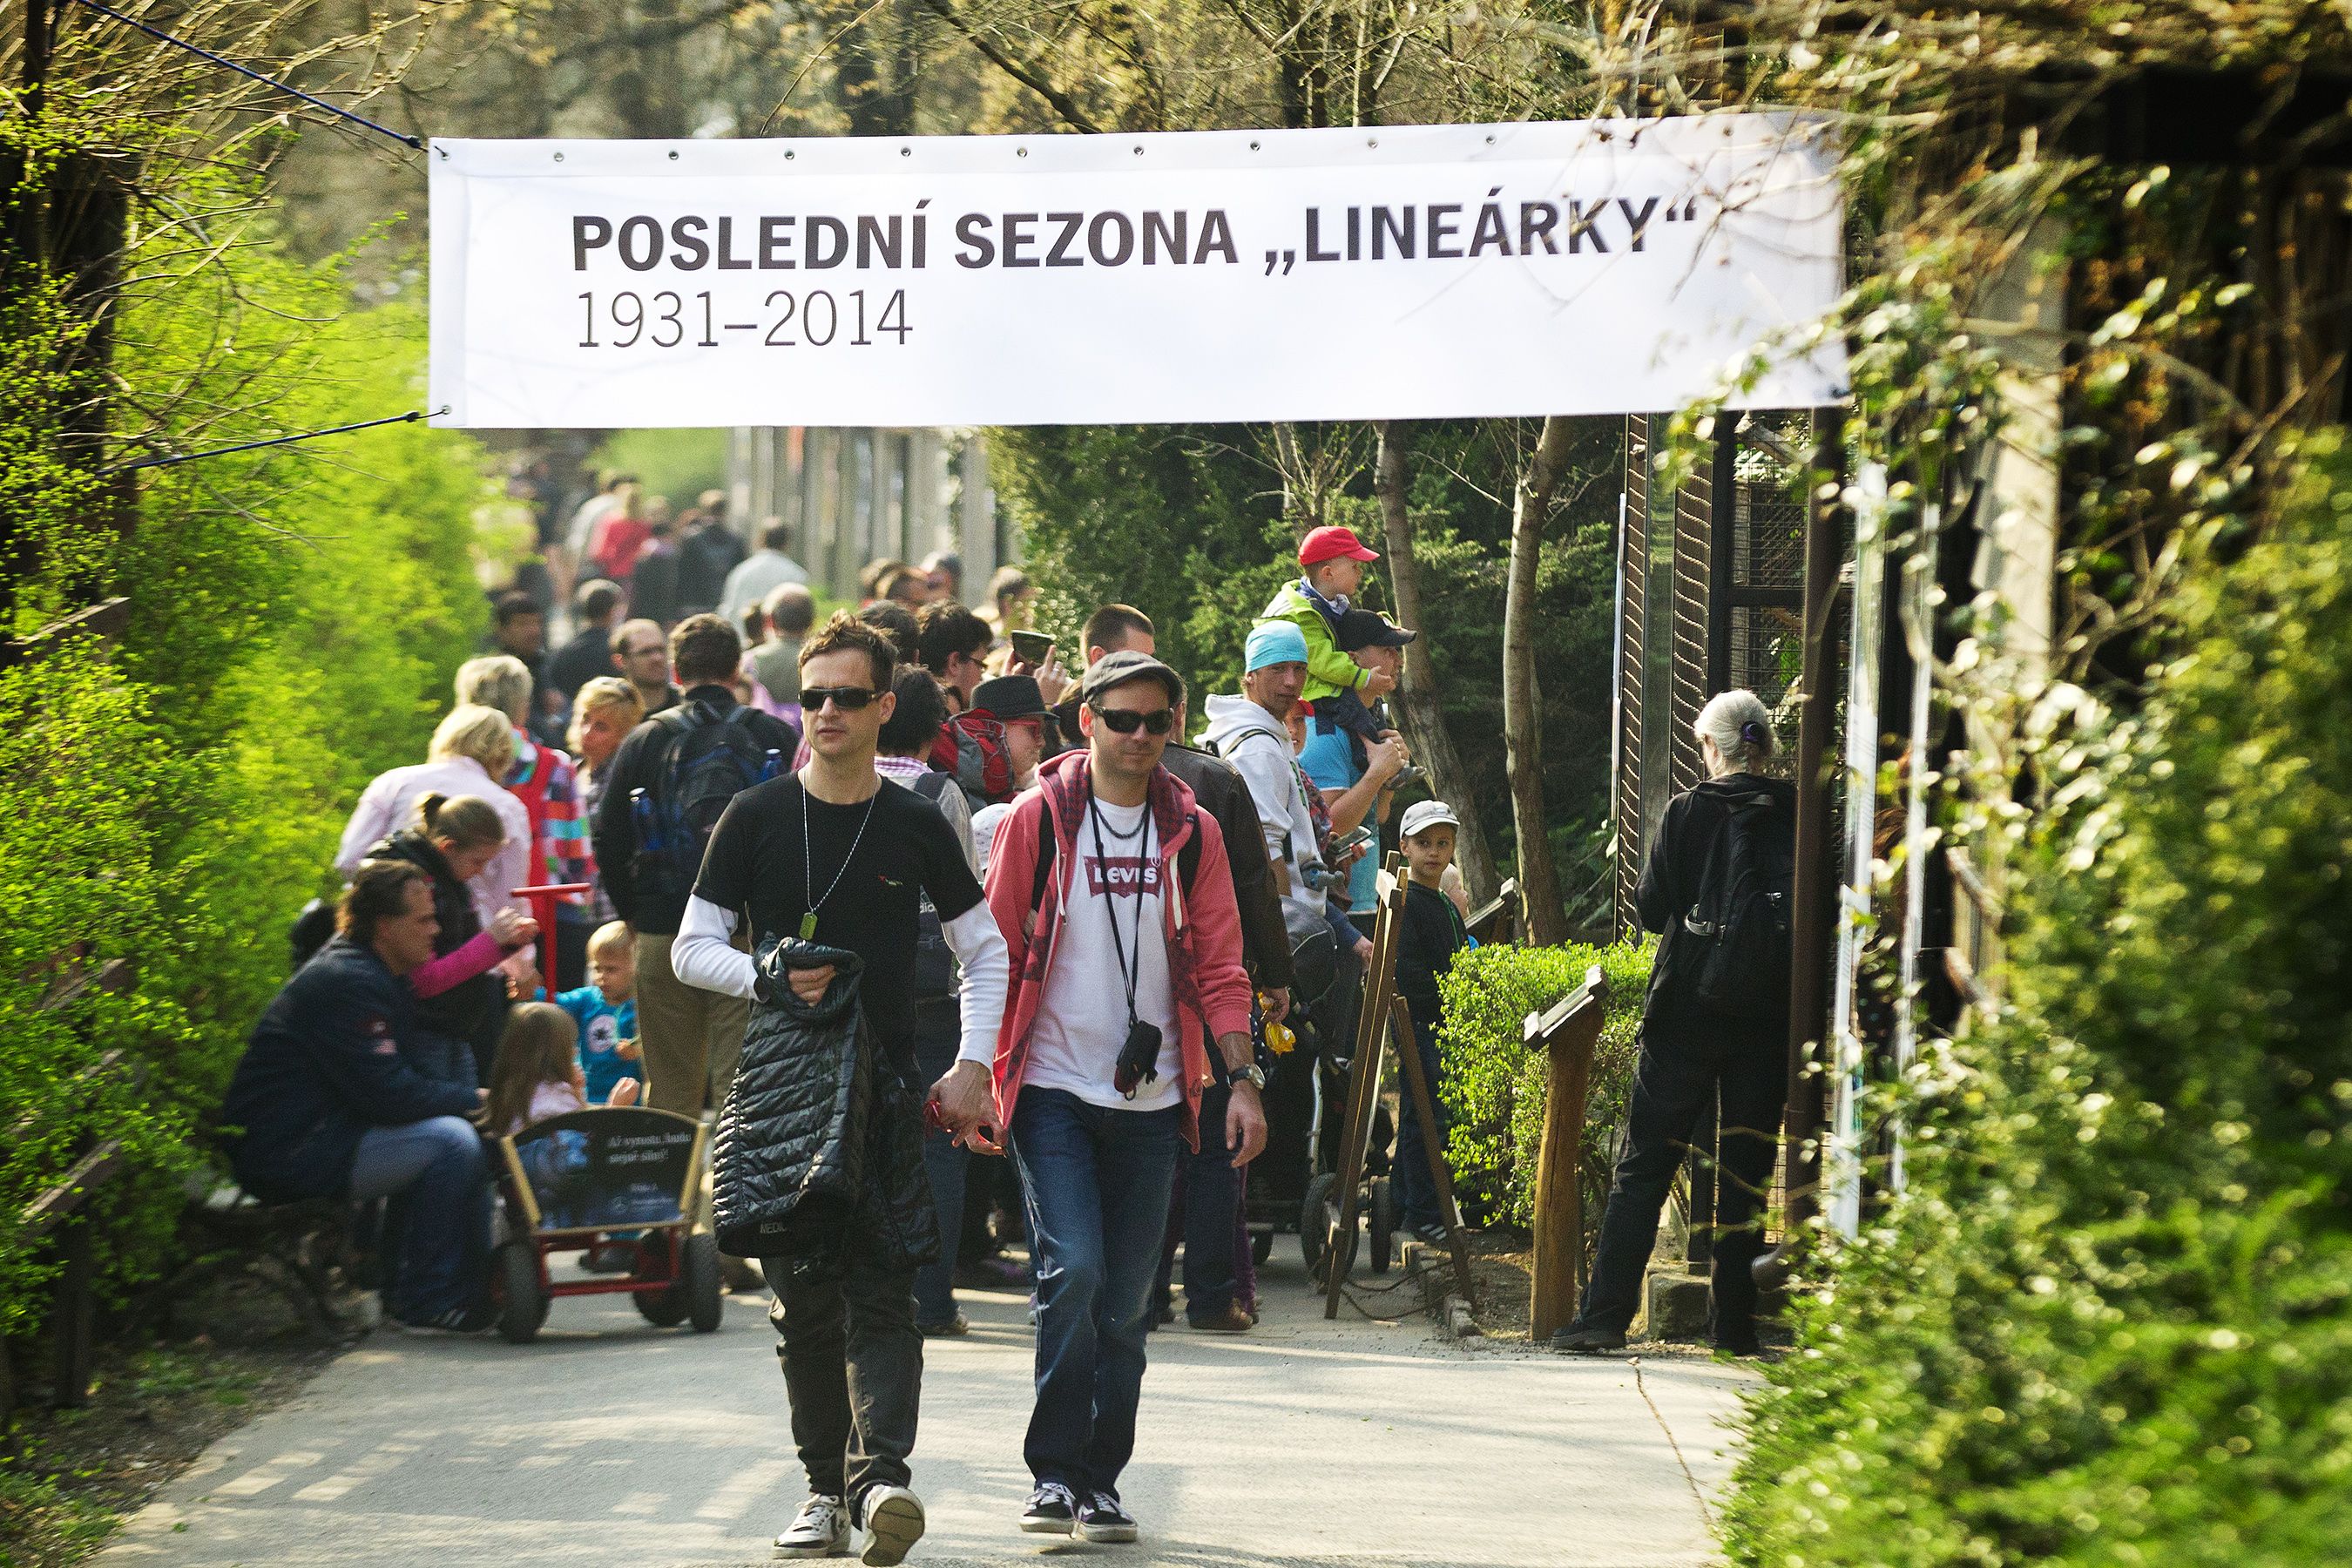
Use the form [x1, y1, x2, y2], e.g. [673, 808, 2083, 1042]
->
[982, 748, 1254, 1150]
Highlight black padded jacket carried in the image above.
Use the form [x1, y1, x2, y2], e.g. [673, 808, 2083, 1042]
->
[710, 937, 940, 1278]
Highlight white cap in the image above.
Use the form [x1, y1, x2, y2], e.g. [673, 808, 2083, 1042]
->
[1399, 801, 1461, 840]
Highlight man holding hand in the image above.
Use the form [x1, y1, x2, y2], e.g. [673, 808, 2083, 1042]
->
[931, 650, 1264, 1547]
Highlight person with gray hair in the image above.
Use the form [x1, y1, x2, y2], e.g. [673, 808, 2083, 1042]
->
[1556, 686, 1795, 1359]
[337, 704, 532, 929]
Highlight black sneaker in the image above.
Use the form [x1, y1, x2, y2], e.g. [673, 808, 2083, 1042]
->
[1407, 1219, 1450, 1246]
[1552, 1321, 1628, 1355]
[917, 1311, 970, 1338]
[389, 1302, 495, 1335]
[1078, 1490, 1138, 1544]
[1020, 1481, 1078, 1536]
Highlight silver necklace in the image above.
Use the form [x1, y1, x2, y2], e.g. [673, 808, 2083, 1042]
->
[798, 779, 880, 942]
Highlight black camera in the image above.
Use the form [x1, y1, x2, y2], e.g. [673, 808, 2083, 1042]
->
[1114, 1019, 1163, 1098]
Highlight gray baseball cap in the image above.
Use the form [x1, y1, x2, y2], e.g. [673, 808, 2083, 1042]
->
[1080, 648, 1185, 706]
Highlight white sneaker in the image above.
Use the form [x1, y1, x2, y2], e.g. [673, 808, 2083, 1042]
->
[858, 1484, 925, 1566]
[774, 1494, 850, 1559]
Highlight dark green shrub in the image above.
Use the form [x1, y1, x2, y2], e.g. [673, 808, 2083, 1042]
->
[1724, 436, 2352, 1565]
[1435, 938, 1654, 1231]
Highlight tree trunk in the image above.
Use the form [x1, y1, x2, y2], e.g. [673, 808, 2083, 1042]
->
[1505, 416, 1577, 947]
[1374, 422, 1503, 904]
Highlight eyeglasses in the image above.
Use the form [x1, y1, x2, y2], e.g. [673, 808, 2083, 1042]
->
[802, 686, 881, 713]
[1090, 704, 1175, 735]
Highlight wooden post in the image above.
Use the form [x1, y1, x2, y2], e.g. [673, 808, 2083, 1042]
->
[1389, 995, 1475, 1308]
[1323, 858, 1405, 1318]
[51, 1219, 95, 1409]
[1528, 967, 1609, 1343]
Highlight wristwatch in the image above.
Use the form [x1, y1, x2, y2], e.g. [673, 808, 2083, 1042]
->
[1227, 1062, 1267, 1092]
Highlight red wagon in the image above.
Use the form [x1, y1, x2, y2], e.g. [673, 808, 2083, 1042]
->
[489, 1105, 725, 1343]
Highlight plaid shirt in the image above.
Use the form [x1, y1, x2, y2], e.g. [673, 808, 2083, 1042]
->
[506, 735, 596, 907]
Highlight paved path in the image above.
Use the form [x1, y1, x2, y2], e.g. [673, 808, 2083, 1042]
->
[103, 1254, 1749, 1567]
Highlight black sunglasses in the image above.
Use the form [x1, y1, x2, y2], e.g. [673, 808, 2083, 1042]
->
[1091, 703, 1175, 735]
[802, 686, 881, 713]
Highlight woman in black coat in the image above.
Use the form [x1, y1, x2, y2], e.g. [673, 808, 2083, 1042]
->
[362, 794, 534, 1087]
[1557, 689, 1795, 1356]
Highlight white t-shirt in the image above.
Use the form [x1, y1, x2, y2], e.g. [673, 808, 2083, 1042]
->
[1022, 797, 1182, 1111]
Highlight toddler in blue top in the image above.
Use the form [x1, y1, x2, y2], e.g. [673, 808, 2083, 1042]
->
[553, 920, 644, 1105]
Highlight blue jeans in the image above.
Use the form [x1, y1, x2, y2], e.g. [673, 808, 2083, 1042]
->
[1392, 1014, 1449, 1230]
[1010, 1086, 1181, 1498]
[349, 1117, 490, 1321]
[1152, 1082, 1239, 1321]
[910, 1006, 968, 1328]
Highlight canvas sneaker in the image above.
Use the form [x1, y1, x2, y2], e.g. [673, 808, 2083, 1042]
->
[773, 1494, 850, 1559]
[1078, 1490, 1139, 1544]
[856, 1485, 925, 1566]
[1020, 1480, 1078, 1536]
[1552, 1322, 1629, 1355]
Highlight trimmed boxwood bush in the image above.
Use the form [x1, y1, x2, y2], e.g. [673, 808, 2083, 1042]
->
[1723, 436, 2352, 1565]
[1435, 938, 1654, 1233]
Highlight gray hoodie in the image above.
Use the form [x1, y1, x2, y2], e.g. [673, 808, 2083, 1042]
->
[1199, 693, 1326, 906]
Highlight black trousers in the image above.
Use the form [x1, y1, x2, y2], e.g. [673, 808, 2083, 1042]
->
[1576, 1012, 1787, 1343]
[763, 1241, 923, 1504]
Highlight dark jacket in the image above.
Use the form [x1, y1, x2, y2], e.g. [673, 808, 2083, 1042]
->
[365, 828, 501, 1079]
[1396, 880, 1470, 1030]
[711, 939, 938, 1277]
[1636, 772, 1798, 1020]
[589, 685, 801, 934]
[548, 624, 616, 702]
[678, 523, 747, 617]
[1162, 742, 1295, 991]
[630, 541, 682, 626]
[221, 938, 484, 1202]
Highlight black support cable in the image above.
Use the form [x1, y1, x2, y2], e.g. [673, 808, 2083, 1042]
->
[114, 409, 446, 474]
[66, 0, 426, 151]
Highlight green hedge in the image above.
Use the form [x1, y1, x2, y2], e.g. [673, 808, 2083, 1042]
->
[0, 220, 486, 1335]
[1722, 436, 2352, 1565]
[1434, 938, 1654, 1233]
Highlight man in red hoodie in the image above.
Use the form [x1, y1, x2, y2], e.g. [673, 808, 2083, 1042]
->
[930, 649, 1263, 1546]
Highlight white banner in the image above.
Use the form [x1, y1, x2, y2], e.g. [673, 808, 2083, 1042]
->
[429, 117, 1844, 429]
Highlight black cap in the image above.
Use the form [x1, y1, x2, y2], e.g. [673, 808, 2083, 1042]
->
[1080, 648, 1185, 706]
[1336, 608, 1416, 652]
[971, 674, 1048, 722]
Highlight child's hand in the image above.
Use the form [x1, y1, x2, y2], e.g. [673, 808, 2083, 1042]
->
[608, 1078, 642, 1108]
[616, 1036, 641, 1060]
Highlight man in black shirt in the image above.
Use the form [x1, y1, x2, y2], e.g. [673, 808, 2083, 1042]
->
[588, 615, 799, 1120]
[548, 578, 624, 702]
[672, 612, 1010, 1568]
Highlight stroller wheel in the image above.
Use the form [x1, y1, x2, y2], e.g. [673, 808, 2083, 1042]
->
[1299, 1172, 1338, 1274]
[1369, 1177, 1396, 1274]
[1252, 1228, 1274, 1266]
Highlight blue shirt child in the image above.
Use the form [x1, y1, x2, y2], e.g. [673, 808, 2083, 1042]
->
[553, 985, 641, 1104]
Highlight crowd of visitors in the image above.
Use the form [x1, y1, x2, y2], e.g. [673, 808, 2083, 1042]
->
[220, 484, 1791, 1565]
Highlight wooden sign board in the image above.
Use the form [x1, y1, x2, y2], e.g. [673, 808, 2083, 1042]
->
[500, 1107, 706, 1234]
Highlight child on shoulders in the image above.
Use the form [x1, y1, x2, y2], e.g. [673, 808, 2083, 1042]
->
[1258, 525, 1396, 754]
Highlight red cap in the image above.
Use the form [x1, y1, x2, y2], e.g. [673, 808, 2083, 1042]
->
[1298, 524, 1380, 568]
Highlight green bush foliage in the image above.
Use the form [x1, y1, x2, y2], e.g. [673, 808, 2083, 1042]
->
[0, 203, 487, 1332]
[1434, 938, 1654, 1232]
[1723, 437, 2352, 1565]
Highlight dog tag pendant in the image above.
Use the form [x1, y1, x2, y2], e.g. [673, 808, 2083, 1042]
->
[799, 911, 818, 941]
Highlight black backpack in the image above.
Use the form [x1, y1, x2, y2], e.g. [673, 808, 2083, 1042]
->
[638, 704, 781, 898]
[1682, 788, 1796, 1016]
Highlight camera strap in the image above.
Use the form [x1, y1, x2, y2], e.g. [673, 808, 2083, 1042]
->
[1087, 788, 1152, 1031]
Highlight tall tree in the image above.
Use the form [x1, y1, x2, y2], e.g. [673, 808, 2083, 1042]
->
[1504, 416, 1577, 945]
[1375, 421, 1502, 902]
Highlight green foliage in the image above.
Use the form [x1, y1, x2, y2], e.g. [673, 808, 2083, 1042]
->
[0, 192, 487, 1329]
[1434, 938, 1654, 1231]
[591, 428, 729, 510]
[991, 419, 1622, 868]
[1723, 439, 2352, 1566]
